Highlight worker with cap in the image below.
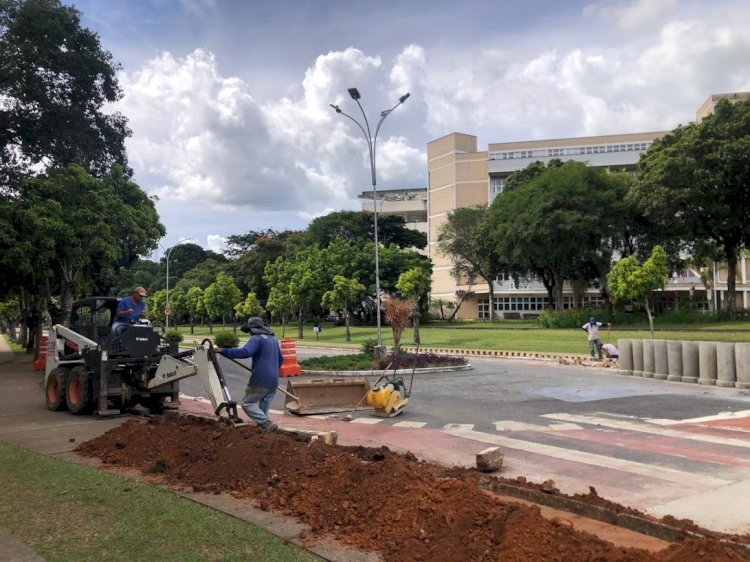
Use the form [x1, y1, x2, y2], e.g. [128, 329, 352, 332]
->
[581, 316, 609, 360]
[112, 286, 148, 337]
[215, 317, 283, 432]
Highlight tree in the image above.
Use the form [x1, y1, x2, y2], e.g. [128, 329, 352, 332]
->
[490, 161, 621, 309]
[305, 210, 426, 250]
[0, 0, 130, 188]
[383, 296, 413, 355]
[145, 290, 166, 325]
[438, 206, 504, 320]
[396, 267, 431, 344]
[175, 259, 226, 291]
[15, 163, 162, 322]
[503, 158, 564, 192]
[203, 273, 242, 331]
[322, 275, 365, 342]
[224, 228, 280, 258]
[607, 246, 669, 338]
[234, 292, 265, 321]
[168, 288, 189, 328]
[631, 98, 750, 316]
[185, 286, 205, 334]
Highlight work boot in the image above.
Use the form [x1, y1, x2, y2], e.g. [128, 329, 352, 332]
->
[263, 422, 279, 433]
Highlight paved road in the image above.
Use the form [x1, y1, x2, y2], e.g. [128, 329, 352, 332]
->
[180, 348, 750, 534]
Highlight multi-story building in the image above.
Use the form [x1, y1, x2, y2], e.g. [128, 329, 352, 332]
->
[359, 187, 427, 254]
[427, 93, 750, 319]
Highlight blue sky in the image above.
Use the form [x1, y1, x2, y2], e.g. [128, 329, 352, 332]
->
[69, 0, 750, 254]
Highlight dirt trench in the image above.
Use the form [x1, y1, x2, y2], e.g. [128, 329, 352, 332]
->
[77, 416, 748, 562]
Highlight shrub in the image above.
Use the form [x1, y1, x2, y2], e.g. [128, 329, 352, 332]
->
[360, 338, 377, 356]
[537, 308, 606, 328]
[213, 331, 240, 348]
[163, 329, 183, 343]
[375, 352, 467, 370]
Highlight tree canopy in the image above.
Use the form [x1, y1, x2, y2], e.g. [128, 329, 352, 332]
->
[0, 0, 129, 189]
[631, 98, 750, 315]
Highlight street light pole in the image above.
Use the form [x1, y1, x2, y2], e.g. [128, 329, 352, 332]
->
[330, 88, 410, 350]
[165, 238, 194, 328]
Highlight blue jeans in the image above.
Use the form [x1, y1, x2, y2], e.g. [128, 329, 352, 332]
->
[589, 339, 602, 359]
[241, 386, 277, 428]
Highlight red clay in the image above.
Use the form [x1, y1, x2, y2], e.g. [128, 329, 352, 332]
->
[77, 416, 749, 561]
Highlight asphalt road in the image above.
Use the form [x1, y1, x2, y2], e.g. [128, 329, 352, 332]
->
[179, 347, 750, 431]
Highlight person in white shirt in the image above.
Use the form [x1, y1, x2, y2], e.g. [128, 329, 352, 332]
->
[581, 316, 609, 359]
[601, 343, 619, 359]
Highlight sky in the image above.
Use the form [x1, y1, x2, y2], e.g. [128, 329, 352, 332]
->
[71, 0, 750, 255]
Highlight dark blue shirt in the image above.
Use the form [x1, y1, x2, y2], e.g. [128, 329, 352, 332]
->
[221, 334, 283, 388]
[116, 296, 146, 323]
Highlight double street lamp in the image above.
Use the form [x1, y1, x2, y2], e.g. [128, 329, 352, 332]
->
[330, 87, 410, 349]
[164, 238, 194, 328]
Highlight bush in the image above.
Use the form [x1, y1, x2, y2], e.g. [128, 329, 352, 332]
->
[163, 329, 183, 343]
[360, 338, 377, 356]
[375, 352, 467, 370]
[213, 331, 240, 348]
[537, 308, 608, 328]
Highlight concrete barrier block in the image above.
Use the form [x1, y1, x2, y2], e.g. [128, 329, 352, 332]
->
[716, 342, 737, 388]
[618, 339, 633, 376]
[736, 343, 750, 389]
[632, 339, 644, 377]
[667, 340, 683, 381]
[642, 339, 655, 378]
[681, 341, 700, 383]
[476, 446, 503, 472]
[653, 340, 668, 380]
[698, 341, 717, 386]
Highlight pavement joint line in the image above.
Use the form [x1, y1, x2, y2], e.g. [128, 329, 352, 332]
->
[645, 409, 750, 426]
[443, 427, 731, 489]
[541, 413, 750, 449]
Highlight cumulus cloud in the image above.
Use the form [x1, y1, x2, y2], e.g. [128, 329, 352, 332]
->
[206, 234, 226, 254]
[583, 0, 678, 30]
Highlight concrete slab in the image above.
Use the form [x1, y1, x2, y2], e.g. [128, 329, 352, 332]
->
[649, 479, 750, 534]
[0, 335, 16, 364]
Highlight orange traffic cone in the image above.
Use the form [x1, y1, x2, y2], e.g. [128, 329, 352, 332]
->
[279, 337, 302, 377]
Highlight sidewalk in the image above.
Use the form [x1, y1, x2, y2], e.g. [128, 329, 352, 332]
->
[0, 334, 16, 364]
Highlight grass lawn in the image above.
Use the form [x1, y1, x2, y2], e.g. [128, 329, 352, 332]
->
[2, 334, 24, 354]
[0, 441, 319, 562]
[177, 323, 750, 355]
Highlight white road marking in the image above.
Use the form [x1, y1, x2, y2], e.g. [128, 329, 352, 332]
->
[494, 421, 583, 432]
[644, 410, 750, 426]
[350, 417, 385, 424]
[442, 426, 730, 488]
[393, 421, 427, 428]
[443, 423, 474, 431]
[541, 413, 750, 449]
[269, 409, 285, 415]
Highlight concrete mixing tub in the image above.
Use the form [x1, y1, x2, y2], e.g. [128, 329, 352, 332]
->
[681, 341, 699, 383]
[618, 339, 633, 376]
[632, 339, 644, 377]
[642, 339, 655, 378]
[736, 343, 750, 389]
[698, 341, 717, 386]
[653, 340, 668, 380]
[716, 342, 737, 388]
[666, 340, 683, 382]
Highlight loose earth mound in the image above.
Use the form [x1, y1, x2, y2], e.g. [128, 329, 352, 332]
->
[77, 416, 748, 562]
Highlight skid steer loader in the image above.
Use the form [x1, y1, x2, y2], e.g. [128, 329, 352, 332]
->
[44, 297, 242, 424]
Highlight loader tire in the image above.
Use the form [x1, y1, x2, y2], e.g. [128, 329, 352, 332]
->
[45, 367, 70, 411]
[66, 366, 93, 414]
[143, 395, 166, 414]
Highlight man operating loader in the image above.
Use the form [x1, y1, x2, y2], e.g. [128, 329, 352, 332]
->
[214, 317, 283, 432]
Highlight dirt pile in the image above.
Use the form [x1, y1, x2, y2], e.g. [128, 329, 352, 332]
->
[77, 416, 748, 562]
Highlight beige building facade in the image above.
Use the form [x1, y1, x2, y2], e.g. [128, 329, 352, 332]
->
[427, 93, 750, 319]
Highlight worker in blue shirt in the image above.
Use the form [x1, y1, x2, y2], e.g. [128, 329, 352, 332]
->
[112, 286, 147, 337]
[215, 317, 283, 431]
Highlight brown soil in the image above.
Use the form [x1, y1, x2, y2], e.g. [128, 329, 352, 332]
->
[77, 416, 748, 562]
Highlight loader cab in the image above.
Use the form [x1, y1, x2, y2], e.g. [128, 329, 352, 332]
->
[69, 297, 119, 343]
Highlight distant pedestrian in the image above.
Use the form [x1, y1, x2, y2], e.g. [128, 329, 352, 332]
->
[215, 317, 283, 432]
[601, 343, 619, 359]
[581, 316, 609, 360]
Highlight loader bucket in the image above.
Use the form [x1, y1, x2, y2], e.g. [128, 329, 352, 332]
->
[285, 377, 372, 415]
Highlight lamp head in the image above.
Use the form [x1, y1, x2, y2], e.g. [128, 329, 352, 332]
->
[348, 88, 361, 100]
[329, 103, 342, 113]
[399, 92, 411, 103]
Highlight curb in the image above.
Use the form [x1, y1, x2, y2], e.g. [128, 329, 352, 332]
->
[400, 346, 591, 364]
[300, 364, 473, 377]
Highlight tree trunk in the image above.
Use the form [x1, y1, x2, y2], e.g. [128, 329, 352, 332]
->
[645, 294, 655, 339]
[487, 284, 496, 322]
[222, 315, 226, 329]
[297, 304, 304, 339]
[208, 320, 213, 334]
[572, 278, 587, 308]
[726, 251, 738, 318]
[190, 316, 194, 335]
[413, 312, 421, 345]
[344, 310, 351, 342]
